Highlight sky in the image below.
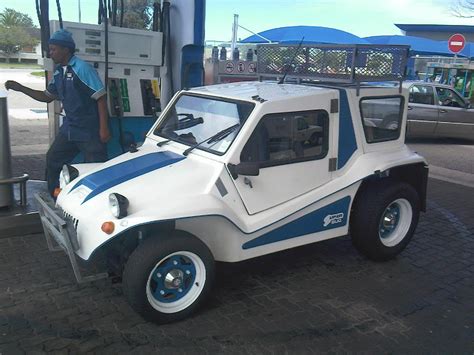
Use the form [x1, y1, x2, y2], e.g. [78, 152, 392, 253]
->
[0, 0, 473, 42]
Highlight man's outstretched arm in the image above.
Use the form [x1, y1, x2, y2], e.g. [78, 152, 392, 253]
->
[5, 80, 54, 103]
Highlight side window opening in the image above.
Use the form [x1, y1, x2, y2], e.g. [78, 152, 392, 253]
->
[360, 96, 404, 143]
[240, 110, 329, 167]
[409, 85, 434, 105]
[435, 87, 465, 108]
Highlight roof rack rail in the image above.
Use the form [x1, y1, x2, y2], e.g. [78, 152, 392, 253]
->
[256, 44, 410, 93]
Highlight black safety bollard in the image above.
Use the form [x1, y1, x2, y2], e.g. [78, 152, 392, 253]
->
[0, 91, 13, 208]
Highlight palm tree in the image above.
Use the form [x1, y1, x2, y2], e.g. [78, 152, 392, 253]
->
[0, 9, 37, 62]
[0, 8, 35, 28]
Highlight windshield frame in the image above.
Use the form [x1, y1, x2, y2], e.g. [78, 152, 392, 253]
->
[152, 92, 256, 156]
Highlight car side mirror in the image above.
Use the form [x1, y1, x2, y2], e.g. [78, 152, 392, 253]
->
[465, 101, 471, 109]
[228, 162, 260, 179]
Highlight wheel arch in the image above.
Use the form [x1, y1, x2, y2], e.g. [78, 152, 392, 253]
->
[384, 162, 428, 212]
[355, 162, 428, 212]
[90, 219, 203, 275]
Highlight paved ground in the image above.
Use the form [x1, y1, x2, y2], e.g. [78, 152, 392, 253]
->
[0, 178, 473, 353]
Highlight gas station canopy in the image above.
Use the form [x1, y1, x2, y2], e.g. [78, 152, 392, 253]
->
[241, 25, 369, 45]
[241, 26, 474, 59]
[364, 35, 472, 58]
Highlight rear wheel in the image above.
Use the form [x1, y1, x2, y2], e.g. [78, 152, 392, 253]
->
[122, 231, 215, 324]
[350, 180, 420, 261]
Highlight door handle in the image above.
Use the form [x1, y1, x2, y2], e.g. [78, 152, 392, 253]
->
[408, 106, 413, 110]
[244, 177, 253, 189]
[439, 109, 447, 113]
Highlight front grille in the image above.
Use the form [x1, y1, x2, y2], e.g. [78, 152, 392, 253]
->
[59, 208, 79, 230]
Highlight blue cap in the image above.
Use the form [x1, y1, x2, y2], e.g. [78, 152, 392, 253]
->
[49, 29, 75, 50]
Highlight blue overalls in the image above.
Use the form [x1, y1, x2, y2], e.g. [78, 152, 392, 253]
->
[45, 55, 108, 195]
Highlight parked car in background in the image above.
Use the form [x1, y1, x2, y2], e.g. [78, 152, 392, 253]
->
[404, 81, 474, 141]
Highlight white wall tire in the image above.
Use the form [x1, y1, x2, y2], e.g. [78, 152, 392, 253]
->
[123, 231, 215, 324]
[145, 251, 207, 314]
[350, 180, 420, 261]
[378, 198, 413, 247]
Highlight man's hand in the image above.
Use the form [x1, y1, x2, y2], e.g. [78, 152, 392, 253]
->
[100, 127, 111, 143]
[4, 80, 23, 92]
[4, 81, 53, 102]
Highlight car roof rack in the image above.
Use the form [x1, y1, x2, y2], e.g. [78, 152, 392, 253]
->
[256, 44, 410, 94]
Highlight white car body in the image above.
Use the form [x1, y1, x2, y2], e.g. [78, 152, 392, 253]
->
[54, 81, 426, 262]
[36, 79, 428, 324]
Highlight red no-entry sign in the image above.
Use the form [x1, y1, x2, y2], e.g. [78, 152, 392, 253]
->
[448, 33, 466, 53]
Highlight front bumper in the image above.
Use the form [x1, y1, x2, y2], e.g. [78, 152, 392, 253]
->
[35, 192, 108, 283]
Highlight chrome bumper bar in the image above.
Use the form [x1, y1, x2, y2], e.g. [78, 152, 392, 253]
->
[35, 192, 108, 283]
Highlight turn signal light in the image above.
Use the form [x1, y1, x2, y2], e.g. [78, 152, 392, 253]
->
[101, 221, 115, 234]
[53, 188, 62, 198]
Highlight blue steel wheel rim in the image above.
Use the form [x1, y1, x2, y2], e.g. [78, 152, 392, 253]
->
[146, 251, 206, 314]
[378, 198, 413, 247]
[379, 204, 400, 239]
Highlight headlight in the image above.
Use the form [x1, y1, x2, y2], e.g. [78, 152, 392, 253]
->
[60, 164, 79, 187]
[109, 193, 129, 219]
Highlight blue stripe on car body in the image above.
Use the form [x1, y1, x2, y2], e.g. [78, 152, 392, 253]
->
[337, 89, 357, 169]
[242, 196, 351, 249]
[70, 151, 185, 203]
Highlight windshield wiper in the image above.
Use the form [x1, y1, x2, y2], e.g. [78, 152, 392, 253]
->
[183, 123, 240, 156]
[157, 139, 170, 147]
[156, 131, 178, 146]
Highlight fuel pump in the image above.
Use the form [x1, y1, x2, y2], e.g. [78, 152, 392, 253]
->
[46, 19, 163, 155]
[41, 0, 206, 158]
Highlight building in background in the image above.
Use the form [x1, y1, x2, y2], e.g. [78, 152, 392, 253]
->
[0, 27, 42, 64]
[396, 24, 474, 42]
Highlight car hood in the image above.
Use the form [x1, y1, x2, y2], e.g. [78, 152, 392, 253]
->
[56, 141, 228, 260]
[58, 142, 222, 209]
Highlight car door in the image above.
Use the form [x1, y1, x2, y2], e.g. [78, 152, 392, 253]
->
[434, 86, 474, 140]
[407, 84, 438, 137]
[230, 108, 333, 215]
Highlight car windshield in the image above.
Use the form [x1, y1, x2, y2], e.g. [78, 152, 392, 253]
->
[154, 94, 255, 154]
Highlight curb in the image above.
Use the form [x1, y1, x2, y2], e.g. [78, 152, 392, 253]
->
[428, 165, 474, 189]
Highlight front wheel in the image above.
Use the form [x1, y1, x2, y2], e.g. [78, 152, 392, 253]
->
[122, 231, 215, 324]
[350, 180, 420, 261]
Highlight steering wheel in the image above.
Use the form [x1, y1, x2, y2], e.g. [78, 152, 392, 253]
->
[441, 98, 453, 107]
